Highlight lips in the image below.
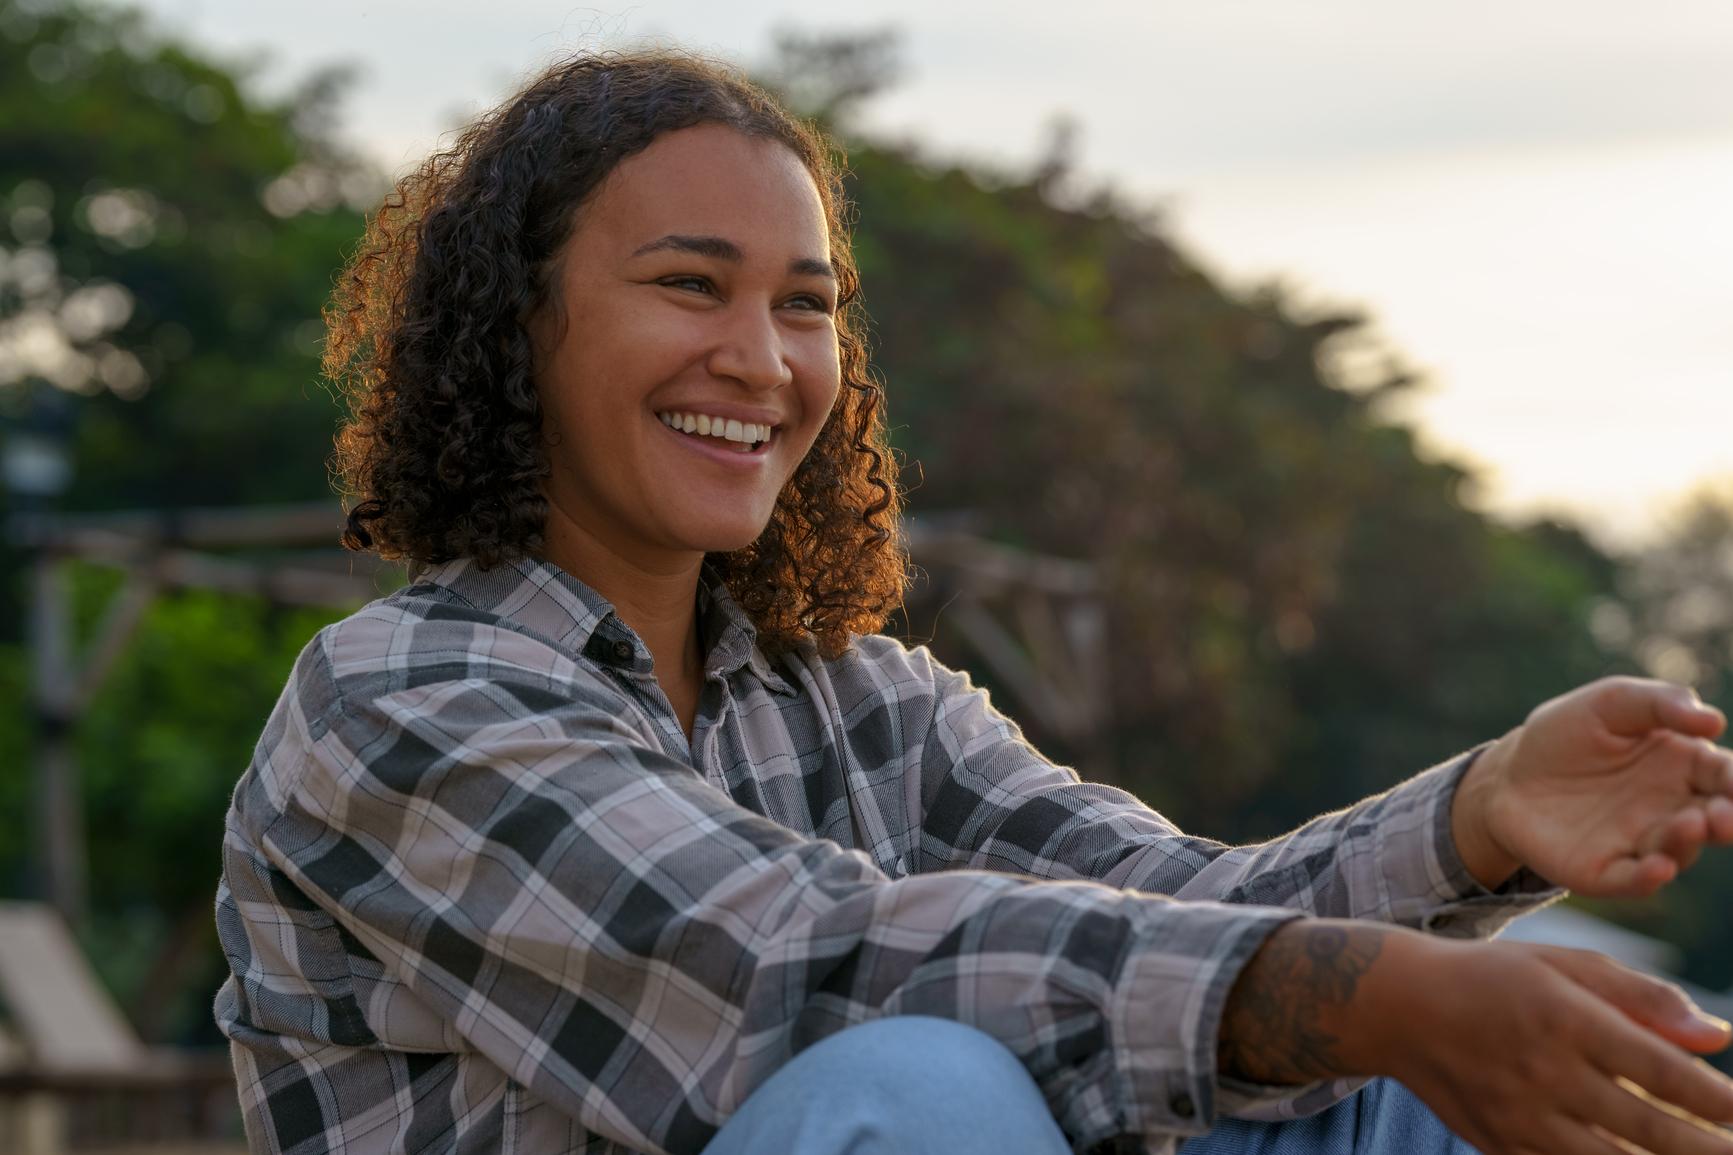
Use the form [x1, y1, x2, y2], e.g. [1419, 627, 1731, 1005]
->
[657, 415, 776, 465]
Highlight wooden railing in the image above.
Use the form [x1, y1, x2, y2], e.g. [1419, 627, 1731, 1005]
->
[0, 1054, 241, 1154]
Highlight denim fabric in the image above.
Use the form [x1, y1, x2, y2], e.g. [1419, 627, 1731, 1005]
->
[701, 1016, 1476, 1155]
[701, 1016, 1072, 1155]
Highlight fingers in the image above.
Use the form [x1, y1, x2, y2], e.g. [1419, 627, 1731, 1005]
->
[1422, 943, 1733, 1155]
[1596, 852, 1678, 898]
[1708, 796, 1733, 844]
[1628, 739, 1733, 883]
[1580, 1075, 1733, 1155]
[1581, 999, 1733, 1125]
[1587, 1005, 1733, 1123]
[1586, 1123, 1650, 1155]
[1597, 677, 1727, 740]
[1687, 739, 1733, 800]
[1649, 807, 1709, 868]
[1672, 692, 1730, 739]
[1544, 948, 1733, 1056]
[1580, 977, 1733, 1155]
[1707, 705, 1731, 740]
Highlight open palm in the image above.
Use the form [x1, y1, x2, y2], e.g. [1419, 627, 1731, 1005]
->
[1482, 677, 1733, 898]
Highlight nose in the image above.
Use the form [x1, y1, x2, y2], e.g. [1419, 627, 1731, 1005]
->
[706, 301, 793, 392]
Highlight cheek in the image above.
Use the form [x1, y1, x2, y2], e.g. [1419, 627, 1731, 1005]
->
[791, 381, 843, 468]
[532, 372, 587, 450]
[800, 336, 843, 422]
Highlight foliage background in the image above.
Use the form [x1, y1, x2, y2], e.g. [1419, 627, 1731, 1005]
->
[1, 1, 1729, 1048]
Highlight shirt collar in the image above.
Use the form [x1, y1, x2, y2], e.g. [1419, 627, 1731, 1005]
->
[413, 555, 795, 696]
[696, 566, 796, 695]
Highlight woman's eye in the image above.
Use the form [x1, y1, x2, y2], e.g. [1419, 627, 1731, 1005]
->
[660, 276, 713, 294]
[786, 294, 835, 314]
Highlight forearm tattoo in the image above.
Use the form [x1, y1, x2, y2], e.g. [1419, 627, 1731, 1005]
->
[1217, 923, 1386, 1085]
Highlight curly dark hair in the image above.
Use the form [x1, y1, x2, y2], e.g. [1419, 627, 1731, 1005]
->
[324, 49, 906, 658]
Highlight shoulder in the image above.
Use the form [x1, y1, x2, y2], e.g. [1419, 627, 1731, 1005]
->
[291, 578, 627, 725]
[776, 630, 981, 722]
[237, 571, 657, 841]
[823, 632, 982, 693]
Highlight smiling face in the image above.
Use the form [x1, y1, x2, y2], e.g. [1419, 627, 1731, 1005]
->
[529, 123, 842, 575]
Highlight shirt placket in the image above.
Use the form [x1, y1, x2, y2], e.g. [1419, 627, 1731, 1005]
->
[692, 673, 732, 792]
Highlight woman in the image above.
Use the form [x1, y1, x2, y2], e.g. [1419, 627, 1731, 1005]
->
[214, 49, 1733, 1155]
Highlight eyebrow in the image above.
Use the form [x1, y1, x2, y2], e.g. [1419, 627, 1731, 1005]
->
[631, 233, 836, 280]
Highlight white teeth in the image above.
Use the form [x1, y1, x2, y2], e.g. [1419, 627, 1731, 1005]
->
[656, 410, 772, 447]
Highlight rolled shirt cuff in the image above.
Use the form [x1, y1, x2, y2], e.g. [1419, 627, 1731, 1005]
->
[1099, 900, 1305, 1145]
[1409, 744, 1566, 937]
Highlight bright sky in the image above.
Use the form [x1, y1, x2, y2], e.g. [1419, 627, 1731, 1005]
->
[130, 0, 1733, 552]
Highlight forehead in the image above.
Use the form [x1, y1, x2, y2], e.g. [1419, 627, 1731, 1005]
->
[575, 123, 830, 257]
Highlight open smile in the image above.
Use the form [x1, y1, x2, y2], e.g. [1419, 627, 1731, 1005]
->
[655, 412, 777, 464]
[657, 409, 774, 449]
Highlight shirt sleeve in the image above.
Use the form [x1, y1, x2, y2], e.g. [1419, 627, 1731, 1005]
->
[906, 641, 1563, 937]
[258, 623, 1302, 1155]
[901, 640, 1567, 1132]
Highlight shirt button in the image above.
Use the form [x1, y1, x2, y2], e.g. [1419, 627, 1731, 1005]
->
[612, 641, 634, 663]
[1170, 1092, 1196, 1119]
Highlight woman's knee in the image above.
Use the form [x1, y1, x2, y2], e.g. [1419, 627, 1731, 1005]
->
[709, 1016, 1071, 1155]
[816, 1016, 1037, 1101]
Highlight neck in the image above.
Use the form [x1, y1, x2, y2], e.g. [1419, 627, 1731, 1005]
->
[538, 508, 704, 690]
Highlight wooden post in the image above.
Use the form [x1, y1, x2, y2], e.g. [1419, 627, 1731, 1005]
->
[29, 556, 84, 928]
[15, 1093, 66, 1155]
[7, 503, 387, 935]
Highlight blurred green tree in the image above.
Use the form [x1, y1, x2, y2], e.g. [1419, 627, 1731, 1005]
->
[1615, 484, 1733, 703]
[0, 0, 372, 517]
[838, 135, 1627, 838]
[1573, 485, 1733, 988]
[0, 0, 370, 1042]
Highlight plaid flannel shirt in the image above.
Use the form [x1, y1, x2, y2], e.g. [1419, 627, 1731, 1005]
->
[214, 555, 1560, 1154]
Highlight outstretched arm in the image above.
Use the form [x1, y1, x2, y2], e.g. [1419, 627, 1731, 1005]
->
[897, 637, 1559, 935]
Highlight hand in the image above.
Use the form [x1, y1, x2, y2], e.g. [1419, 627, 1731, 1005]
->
[1464, 677, 1733, 896]
[1379, 935, 1733, 1155]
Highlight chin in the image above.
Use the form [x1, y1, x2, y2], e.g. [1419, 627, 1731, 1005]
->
[669, 517, 775, 557]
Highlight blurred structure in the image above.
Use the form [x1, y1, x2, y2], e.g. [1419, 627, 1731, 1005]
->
[0, 903, 238, 1153]
[3, 379, 81, 922]
[12, 503, 1114, 927]
[901, 517, 1111, 765]
[9, 502, 393, 928]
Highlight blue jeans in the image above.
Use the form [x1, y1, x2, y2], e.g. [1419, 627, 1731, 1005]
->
[701, 1016, 1476, 1154]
